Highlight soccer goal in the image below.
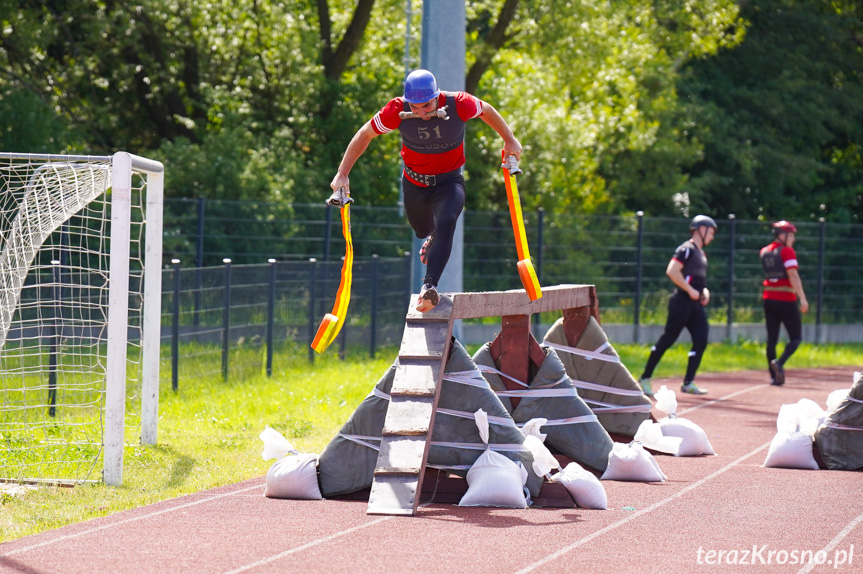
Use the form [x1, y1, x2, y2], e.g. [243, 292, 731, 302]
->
[0, 152, 163, 486]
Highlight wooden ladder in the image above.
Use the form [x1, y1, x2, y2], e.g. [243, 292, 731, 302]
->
[366, 284, 597, 516]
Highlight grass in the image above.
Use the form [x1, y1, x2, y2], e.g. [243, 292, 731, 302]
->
[2, 339, 861, 543]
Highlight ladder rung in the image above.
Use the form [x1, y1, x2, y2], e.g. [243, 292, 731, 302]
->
[381, 428, 428, 436]
[374, 467, 421, 476]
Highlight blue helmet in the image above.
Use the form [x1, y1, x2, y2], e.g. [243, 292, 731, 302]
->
[403, 69, 440, 104]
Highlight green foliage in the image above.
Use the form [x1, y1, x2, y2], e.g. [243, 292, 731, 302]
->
[1, 0, 861, 226]
[679, 0, 863, 222]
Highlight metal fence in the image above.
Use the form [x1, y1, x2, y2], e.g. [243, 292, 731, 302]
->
[158, 198, 863, 383]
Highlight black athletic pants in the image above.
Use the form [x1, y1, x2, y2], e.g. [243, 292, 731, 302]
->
[402, 173, 465, 286]
[763, 298, 802, 374]
[641, 290, 710, 383]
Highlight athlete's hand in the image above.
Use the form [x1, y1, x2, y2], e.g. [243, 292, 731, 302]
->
[800, 298, 809, 313]
[700, 287, 710, 306]
[330, 173, 350, 194]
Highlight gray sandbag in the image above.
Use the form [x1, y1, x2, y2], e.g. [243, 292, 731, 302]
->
[318, 339, 544, 498]
[543, 317, 652, 437]
[430, 339, 543, 498]
[814, 372, 863, 471]
[317, 361, 396, 497]
[473, 344, 614, 473]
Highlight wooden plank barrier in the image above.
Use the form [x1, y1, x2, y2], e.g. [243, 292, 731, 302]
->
[366, 284, 598, 516]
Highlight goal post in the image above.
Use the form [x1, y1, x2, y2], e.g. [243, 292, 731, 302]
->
[104, 152, 165, 485]
[0, 151, 164, 487]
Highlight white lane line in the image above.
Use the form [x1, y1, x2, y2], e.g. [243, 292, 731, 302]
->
[221, 516, 393, 574]
[677, 383, 770, 416]
[513, 440, 772, 574]
[797, 508, 863, 574]
[1, 483, 266, 557]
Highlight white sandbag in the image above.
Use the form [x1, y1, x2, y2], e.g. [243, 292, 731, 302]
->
[659, 417, 715, 456]
[260, 427, 322, 500]
[653, 385, 715, 456]
[777, 398, 827, 437]
[600, 441, 667, 482]
[459, 409, 529, 508]
[825, 387, 851, 414]
[763, 431, 819, 470]
[550, 462, 608, 510]
[653, 385, 677, 417]
[520, 418, 560, 478]
[633, 419, 683, 455]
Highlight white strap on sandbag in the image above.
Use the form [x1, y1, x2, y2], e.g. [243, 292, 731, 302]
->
[567, 378, 647, 397]
[338, 433, 382, 451]
[338, 431, 531, 454]
[442, 369, 491, 389]
[436, 407, 518, 428]
[522, 414, 599, 427]
[370, 387, 391, 401]
[543, 341, 621, 363]
[431, 441, 531, 452]
[582, 398, 653, 413]
[495, 387, 581, 398]
[847, 396, 863, 404]
[476, 364, 569, 388]
[825, 422, 863, 431]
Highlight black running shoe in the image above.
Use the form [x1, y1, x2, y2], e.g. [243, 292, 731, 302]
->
[770, 360, 785, 385]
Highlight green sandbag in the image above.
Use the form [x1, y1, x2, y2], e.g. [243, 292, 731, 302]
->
[814, 372, 863, 471]
[543, 317, 651, 437]
[429, 338, 543, 498]
[317, 362, 396, 497]
[318, 339, 544, 498]
[473, 344, 614, 473]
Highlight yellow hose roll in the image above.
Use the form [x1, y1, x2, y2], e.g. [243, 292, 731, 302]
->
[311, 203, 354, 354]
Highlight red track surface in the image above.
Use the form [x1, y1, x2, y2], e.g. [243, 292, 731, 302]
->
[2, 366, 861, 574]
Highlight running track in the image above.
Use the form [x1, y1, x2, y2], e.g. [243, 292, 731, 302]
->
[2, 366, 861, 574]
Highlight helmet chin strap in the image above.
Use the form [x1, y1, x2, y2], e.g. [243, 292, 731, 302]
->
[776, 231, 788, 246]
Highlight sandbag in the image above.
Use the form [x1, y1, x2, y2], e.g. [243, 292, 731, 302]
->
[259, 427, 322, 500]
[550, 462, 608, 509]
[814, 371, 863, 471]
[600, 441, 667, 482]
[633, 419, 683, 455]
[432, 339, 544, 498]
[473, 343, 614, 473]
[763, 431, 819, 470]
[654, 385, 715, 456]
[318, 339, 545, 498]
[458, 410, 529, 508]
[317, 361, 397, 497]
[543, 317, 652, 437]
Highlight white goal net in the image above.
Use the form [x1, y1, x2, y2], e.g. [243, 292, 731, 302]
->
[0, 152, 163, 486]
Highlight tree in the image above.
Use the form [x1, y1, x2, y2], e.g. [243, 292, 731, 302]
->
[679, 0, 863, 222]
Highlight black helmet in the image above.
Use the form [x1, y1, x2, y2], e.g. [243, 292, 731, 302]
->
[689, 215, 717, 231]
[771, 220, 797, 235]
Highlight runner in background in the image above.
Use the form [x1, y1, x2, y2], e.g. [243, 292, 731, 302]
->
[760, 220, 809, 386]
[639, 215, 717, 396]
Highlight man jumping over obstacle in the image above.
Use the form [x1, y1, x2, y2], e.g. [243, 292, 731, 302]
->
[639, 215, 717, 396]
[760, 220, 809, 385]
[329, 69, 522, 312]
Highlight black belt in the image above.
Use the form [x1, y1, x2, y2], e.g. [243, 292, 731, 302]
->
[403, 166, 462, 187]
